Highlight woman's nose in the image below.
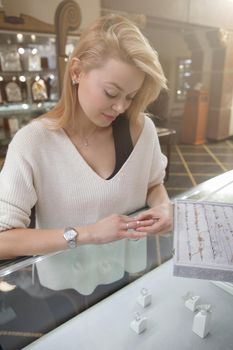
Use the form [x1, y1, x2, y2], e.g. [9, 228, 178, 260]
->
[112, 99, 129, 113]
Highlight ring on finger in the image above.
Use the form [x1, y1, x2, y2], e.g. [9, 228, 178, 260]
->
[136, 220, 140, 226]
[126, 223, 129, 230]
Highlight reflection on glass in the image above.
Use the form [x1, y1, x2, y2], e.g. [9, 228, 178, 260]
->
[36, 238, 147, 295]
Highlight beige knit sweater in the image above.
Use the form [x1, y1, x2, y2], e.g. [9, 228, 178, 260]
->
[0, 115, 167, 294]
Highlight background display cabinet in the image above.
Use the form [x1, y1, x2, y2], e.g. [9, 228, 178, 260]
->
[0, 31, 59, 155]
[0, 11, 58, 157]
[0, 9, 79, 158]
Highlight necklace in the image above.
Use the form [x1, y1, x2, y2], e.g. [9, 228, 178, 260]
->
[73, 128, 98, 148]
[81, 137, 89, 147]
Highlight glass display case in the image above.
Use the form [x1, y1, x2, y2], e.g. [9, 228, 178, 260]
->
[0, 170, 233, 349]
[0, 31, 58, 157]
[0, 30, 78, 159]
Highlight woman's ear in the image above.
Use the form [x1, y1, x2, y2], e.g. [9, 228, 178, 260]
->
[69, 57, 82, 85]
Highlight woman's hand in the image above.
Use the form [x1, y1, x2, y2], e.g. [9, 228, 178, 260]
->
[84, 214, 154, 244]
[134, 202, 173, 235]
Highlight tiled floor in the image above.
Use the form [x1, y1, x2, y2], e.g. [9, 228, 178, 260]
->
[164, 139, 233, 198]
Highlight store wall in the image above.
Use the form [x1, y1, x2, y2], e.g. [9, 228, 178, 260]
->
[101, 0, 233, 31]
[2, 0, 101, 29]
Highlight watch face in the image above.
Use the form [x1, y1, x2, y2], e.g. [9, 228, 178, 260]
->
[65, 229, 76, 240]
[64, 228, 78, 248]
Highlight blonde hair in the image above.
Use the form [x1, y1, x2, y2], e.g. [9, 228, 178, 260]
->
[43, 14, 167, 128]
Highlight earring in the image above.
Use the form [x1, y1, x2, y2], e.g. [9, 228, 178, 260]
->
[72, 79, 78, 86]
[72, 75, 80, 86]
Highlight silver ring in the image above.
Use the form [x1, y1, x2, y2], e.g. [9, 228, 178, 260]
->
[126, 223, 129, 230]
[136, 220, 140, 226]
[141, 287, 148, 296]
[134, 312, 141, 321]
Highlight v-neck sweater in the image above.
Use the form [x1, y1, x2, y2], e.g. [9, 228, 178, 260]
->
[0, 115, 167, 294]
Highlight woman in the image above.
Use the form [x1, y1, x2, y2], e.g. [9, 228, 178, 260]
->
[0, 15, 172, 287]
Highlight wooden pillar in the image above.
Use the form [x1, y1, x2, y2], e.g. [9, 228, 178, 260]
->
[55, 0, 81, 95]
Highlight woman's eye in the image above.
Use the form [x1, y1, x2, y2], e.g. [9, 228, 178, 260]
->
[126, 96, 135, 101]
[105, 91, 117, 98]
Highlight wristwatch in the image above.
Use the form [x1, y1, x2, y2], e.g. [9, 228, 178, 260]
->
[63, 227, 79, 249]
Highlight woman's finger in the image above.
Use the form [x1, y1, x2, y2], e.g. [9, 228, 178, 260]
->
[122, 218, 154, 231]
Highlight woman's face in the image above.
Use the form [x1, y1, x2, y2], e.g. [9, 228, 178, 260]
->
[76, 58, 145, 126]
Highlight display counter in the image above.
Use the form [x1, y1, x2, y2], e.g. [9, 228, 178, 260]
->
[0, 170, 233, 350]
[24, 259, 233, 350]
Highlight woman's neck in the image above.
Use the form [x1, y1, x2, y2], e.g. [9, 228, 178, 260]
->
[64, 113, 112, 148]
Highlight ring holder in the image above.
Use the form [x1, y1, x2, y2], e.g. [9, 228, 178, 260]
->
[137, 287, 152, 308]
[192, 304, 212, 338]
[130, 312, 147, 334]
[182, 292, 201, 312]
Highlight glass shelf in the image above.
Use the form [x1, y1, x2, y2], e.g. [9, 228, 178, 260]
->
[0, 101, 57, 116]
[0, 101, 57, 155]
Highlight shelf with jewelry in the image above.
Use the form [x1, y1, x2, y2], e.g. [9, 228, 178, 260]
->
[0, 9, 79, 159]
[0, 30, 59, 156]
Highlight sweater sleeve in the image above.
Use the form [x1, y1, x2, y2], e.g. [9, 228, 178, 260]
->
[0, 136, 37, 231]
[147, 119, 167, 188]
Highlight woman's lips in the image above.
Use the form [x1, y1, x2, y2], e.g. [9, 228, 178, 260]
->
[102, 113, 117, 121]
